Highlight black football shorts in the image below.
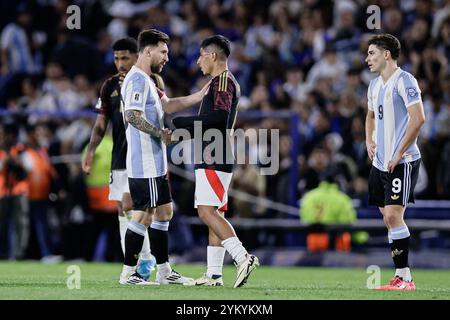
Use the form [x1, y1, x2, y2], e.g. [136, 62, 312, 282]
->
[368, 159, 420, 207]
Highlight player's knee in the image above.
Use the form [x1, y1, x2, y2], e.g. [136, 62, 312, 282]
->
[140, 214, 152, 227]
[121, 194, 133, 212]
[122, 203, 132, 213]
[154, 210, 172, 221]
[197, 206, 213, 221]
[384, 211, 402, 227]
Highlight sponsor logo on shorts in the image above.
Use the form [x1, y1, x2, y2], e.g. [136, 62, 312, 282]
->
[391, 194, 399, 200]
[391, 249, 403, 257]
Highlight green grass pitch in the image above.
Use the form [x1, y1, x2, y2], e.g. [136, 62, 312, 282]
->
[0, 262, 449, 300]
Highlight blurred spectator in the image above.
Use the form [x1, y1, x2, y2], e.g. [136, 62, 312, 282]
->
[107, 1, 134, 43]
[405, 18, 430, 55]
[298, 147, 330, 195]
[305, 43, 347, 93]
[232, 151, 267, 218]
[323, 132, 356, 194]
[332, 0, 361, 53]
[81, 133, 120, 261]
[304, 110, 331, 156]
[345, 67, 366, 102]
[411, 42, 448, 88]
[17, 77, 57, 114]
[22, 124, 60, 262]
[0, 4, 41, 76]
[420, 91, 450, 198]
[345, 113, 371, 179]
[0, 3, 45, 105]
[431, 0, 450, 38]
[300, 174, 357, 252]
[436, 16, 450, 62]
[283, 67, 308, 102]
[51, 29, 104, 82]
[0, 122, 29, 260]
[382, 7, 404, 39]
[267, 134, 291, 208]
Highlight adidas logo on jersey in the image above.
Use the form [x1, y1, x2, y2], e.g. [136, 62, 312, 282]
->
[391, 195, 400, 200]
[111, 90, 119, 97]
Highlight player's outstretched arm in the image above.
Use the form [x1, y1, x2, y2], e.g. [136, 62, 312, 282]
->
[125, 109, 172, 144]
[161, 81, 211, 114]
[172, 109, 228, 129]
[82, 114, 109, 174]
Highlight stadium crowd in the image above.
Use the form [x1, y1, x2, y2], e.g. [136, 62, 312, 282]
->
[0, 0, 449, 261]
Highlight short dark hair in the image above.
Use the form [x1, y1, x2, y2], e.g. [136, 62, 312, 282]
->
[112, 37, 138, 53]
[200, 35, 231, 58]
[368, 33, 401, 60]
[137, 29, 170, 52]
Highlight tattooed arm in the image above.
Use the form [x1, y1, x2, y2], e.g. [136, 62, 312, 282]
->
[125, 110, 172, 144]
[125, 109, 163, 138]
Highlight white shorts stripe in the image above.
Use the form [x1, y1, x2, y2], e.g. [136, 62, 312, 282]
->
[153, 178, 158, 206]
[406, 162, 410, 206]
[403, 162, 411, 206]
[402, 163, 408, 206]
[149, 178, 155, 207]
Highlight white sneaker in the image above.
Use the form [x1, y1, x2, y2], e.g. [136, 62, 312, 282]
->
[183, 274, 224, 287]
[40, 255, 63, 264]
[119, 272, 160, 285]
[233, 254, 259, 288]
[156, 270, 194, 284]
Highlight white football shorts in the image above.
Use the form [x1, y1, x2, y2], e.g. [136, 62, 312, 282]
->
[194, 169, 232, 212]
[108, 169, 130, 201]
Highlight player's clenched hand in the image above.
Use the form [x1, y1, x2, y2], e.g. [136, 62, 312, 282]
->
[161, 128, 173, 145]
[82, 151, 94, 174]
[366, 140, 376, 161]
[387, 153, 402, 173]
[118, 73, 126, 86]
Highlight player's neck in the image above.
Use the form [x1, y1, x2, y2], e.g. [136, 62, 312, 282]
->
[380, 63, 399, 84]
[211, 63, 228, 78]
[135, 60, 152, 76]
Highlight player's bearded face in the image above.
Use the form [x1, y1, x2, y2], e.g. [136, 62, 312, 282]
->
[150, 43, 169, 73]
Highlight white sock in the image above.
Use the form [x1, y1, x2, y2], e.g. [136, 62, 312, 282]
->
[157, 262, 172, 277]
[121, 265, 135, 277]
[388, 230, 392, 244]
[395, 267, 412, 281]
[139, 231, 152, 260]
[118, 215, 129, 255]
[221, 237, 248, 265]
[206, 246, 225, 278]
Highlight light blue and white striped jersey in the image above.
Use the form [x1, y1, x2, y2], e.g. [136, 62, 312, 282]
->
[121, 65, 167, 178]
[367, 68, 422, 172]
[0, 23, 36, 74]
